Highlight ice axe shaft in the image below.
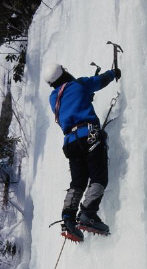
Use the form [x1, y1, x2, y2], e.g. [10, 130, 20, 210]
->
[107, 41, 123, 81]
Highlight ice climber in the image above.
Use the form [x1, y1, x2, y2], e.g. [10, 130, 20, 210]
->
[45, 64, 121, 242]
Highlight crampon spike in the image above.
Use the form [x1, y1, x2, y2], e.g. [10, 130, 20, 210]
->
[61, 231, 83, 242]
[78, 225, 110, 236]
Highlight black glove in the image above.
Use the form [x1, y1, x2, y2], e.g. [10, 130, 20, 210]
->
[113, 68, 121, 80]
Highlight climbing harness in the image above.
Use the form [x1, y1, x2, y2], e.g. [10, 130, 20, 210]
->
[87, 124, 100, 144]
[65, 91, 120, 154]
[55, 82, 67, 123]
[87, 124, 101, 152]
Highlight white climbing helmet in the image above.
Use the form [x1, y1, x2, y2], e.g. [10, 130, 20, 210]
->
[44, 63, 63, 84]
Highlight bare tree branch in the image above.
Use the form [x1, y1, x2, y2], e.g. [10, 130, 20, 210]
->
[8, 199, 24, 215]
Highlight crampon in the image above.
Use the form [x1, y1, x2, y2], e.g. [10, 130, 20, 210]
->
[61, 223, 84, 242]
[61, 231, 83, 242]
[78, 224, 110, 236]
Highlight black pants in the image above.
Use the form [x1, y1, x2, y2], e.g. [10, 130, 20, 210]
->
[63, 136, 108, 192]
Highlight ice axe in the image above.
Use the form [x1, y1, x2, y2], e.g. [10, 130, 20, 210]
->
[107, 41, 123, 82]
[90, 62, 101, 76]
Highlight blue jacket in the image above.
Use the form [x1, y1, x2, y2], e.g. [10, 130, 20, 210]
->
[49, 70, 115, 144]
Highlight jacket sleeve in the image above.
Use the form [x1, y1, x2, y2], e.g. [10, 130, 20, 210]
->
[84, 70, 115, 92]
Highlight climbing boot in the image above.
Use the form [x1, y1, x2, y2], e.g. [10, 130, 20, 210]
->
[61, 214, 84, 242]
[61, 188, 84, 242]
[77, 183, 109, 235]
[78, 212, 109, 235]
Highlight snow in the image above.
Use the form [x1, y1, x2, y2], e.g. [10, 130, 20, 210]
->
[1, 0, 147, 268]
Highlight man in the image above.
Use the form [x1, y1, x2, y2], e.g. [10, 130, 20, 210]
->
[45, 64, 121, 242]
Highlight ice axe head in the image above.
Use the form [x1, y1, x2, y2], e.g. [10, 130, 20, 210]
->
[90, 62, 101, 75]
[90, 62, 97, 66]
[107, 41, 123, 53]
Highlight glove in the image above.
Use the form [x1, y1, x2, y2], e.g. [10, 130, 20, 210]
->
[113, 68, 121, 80]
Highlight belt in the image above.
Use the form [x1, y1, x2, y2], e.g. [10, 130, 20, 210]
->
[65, 122, 89, 135]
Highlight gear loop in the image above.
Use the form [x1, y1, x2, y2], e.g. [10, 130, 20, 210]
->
[87, 124, 100, 145]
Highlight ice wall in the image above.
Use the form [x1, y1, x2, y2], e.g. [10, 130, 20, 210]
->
[20, 0, 147, 268]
